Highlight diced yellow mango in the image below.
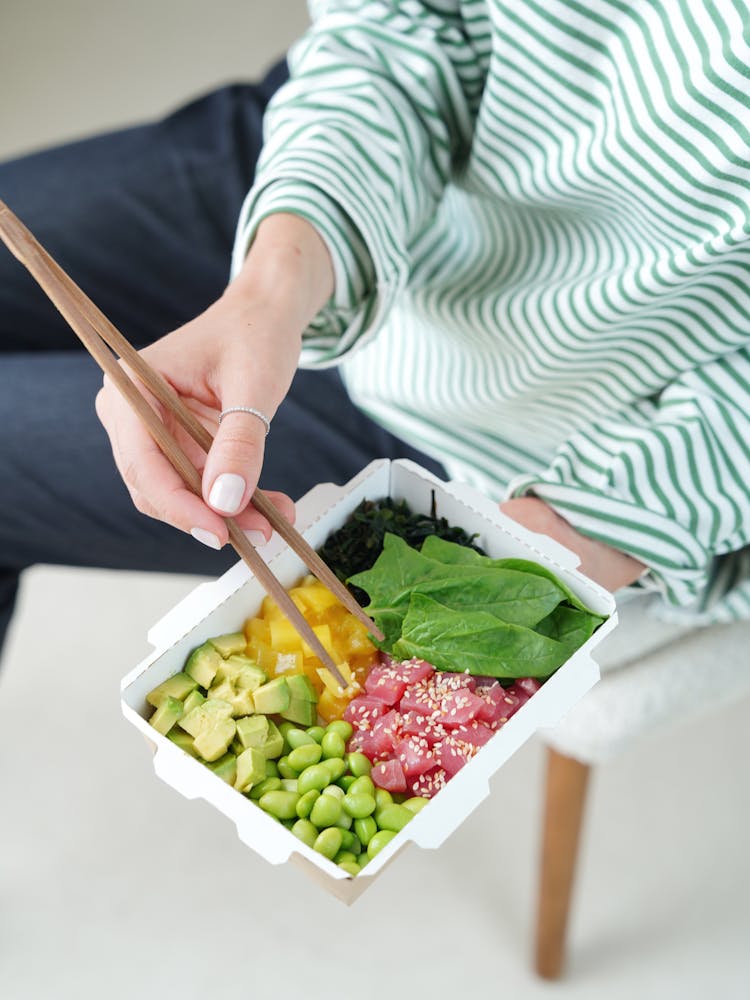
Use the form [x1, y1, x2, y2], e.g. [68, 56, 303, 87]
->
[318, 688, 351, 725]
[301, 624, 338, 660]
[296, 583, 341, 617]
[273, 651, 303, 676]
[244, 617, 270, 645]
[269, 616, 305, 654]
[261, 595, 284, 621]
[251, 641, 279, 676]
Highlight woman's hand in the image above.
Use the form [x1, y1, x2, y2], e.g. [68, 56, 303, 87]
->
[95, 214, 334, 548]
[500, 496, 646, 592]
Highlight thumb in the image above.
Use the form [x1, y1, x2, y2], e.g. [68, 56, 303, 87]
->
[202, 399, 272, 518]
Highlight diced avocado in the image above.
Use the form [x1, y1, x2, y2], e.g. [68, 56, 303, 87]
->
[258, 719, 284, 760]
[194, 719, 236, 762]
[167, 728, 199, 757]
[179, 698, 233, 737]
[146, 672, 198, 708]
[207, 679, 255, 718]
[235, 747, 266, 793]
[286, 674, 317, 703]
[280, 696, 317, 727]
[253, 677, 291, 715]
[208, 632, 248, 658]
[216, 655, 265, 687]
[236, 715, 269, 749]
[149, 695, 184, 735]
[184, 643, 223, 689]
[207, 752, 237, 785]
[182, 689, 206, 715]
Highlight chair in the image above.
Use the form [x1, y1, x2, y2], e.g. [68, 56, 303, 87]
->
[533, 589, 750, 978]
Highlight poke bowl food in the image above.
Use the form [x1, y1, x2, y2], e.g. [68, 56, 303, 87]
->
[122, 459, 616, 902]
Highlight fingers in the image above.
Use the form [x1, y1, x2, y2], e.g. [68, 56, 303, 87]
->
[96, 377, 295, 549]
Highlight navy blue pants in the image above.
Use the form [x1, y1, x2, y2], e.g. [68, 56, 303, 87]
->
[0, 60, 444, 661]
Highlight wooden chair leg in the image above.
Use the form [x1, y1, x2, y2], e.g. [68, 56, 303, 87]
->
[534, 747, 591, 980]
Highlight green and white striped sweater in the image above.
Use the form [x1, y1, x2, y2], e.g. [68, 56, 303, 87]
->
[232, 0, 750, 624]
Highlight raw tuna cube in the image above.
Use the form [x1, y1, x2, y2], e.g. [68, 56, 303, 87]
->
[514, 677, 542, 698]
[393, 736, 436, 777]
[452, 720, 495, 747]
[408, 766, 448, 799]
[388, 657, 435, 684]
[476, 682, 507, 726]
[400, 681, 441, 716]
[400, 711, 449, 746]
[434, 736, 478, 777]
[439, 690, 486, 726]
[343, 695, 390, 730]
[371, 758, 407, 793]
[430, 672, 477, 694]
[365, 667, 407, 705]
[367, 709, 403, 756]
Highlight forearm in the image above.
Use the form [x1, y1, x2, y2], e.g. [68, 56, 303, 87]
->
[224, 212, 335, 336]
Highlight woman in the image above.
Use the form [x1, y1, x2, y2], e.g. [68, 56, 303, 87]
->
[3, 1, 748, 661]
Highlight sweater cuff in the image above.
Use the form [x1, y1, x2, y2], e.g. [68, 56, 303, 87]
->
[507, 473, 710, 610]
[231, 177, 398, 369]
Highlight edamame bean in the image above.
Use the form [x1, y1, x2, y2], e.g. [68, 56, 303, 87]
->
[335, 812, 352, 830]
[291, 819, 318, 849]
[313, 828, 343, 860]
[346, 752, 371, 777]
[326, 720, 353, 742]
[249, 777, 282, 800]
[334, 850, 358, 866]
[287, 743, 323, 772]
[338, 861, 360, 877]
[277, 721, 295, 740]
[366, 829, 397, 860]
[306, 726, 326, 744]
[322, 784, 345, 801]
[258, 790, 300, 820]
[353, 816, 377, 847]
[310, 794, 343, 828]
[339, 830, 359, 853]
[287, 728, 317, 750]
[297, 764, 330, 795]
[321, 731, 346, 759]
[280, 778, 299, 793]
[321, 757, 346, 782]
[277, 756, 299, 780]
[348, 775, 375, 798]
[374, 788, 393, 811]
[343, 792, 377, 819]
[296, 789, 320, 819]
[337, 775, 357, 792]
[376, 804, 413, 833]
[264, 760, 280, 779]
[403, 796, 429, 815]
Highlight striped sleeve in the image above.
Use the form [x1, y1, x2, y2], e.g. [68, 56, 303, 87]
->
[509, 347, 750, 614]
[232, 0, 487, 366]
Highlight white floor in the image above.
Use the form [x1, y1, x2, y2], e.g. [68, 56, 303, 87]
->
[1, 565, 748, 1000]
[2, 2, 749, 997]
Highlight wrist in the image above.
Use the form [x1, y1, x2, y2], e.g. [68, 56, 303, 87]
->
[223, 213, 335, 331]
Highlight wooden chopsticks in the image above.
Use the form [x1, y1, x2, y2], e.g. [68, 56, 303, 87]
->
[0, 198, 383, 690]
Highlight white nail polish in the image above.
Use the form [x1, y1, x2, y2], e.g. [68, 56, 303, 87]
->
[244, 529, 267, 547]
[191, 527, 222, 550]
[209, 473, 246, 514]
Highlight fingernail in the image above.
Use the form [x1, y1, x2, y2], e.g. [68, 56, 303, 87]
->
[244, 529, 267, 548]
[209, 473, 246, 514]
[191, 527, 222, 550]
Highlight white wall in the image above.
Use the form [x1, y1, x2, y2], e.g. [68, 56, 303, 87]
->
[0, 0, 309, 160]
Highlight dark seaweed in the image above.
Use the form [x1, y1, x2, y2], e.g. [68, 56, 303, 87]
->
[317, 496, 484, 604]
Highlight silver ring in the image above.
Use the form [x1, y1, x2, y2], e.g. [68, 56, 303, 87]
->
[218, 406, 271, 436]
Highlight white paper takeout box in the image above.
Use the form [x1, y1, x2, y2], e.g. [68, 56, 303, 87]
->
[121, 459, 617, 904]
